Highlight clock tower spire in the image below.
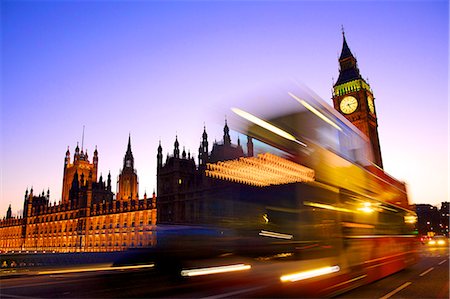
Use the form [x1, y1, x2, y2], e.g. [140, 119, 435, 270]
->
[332, 31, 383, 169]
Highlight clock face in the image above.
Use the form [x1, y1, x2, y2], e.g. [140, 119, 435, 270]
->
[367, 95, 375, 114]
[340, 96, 358, 114]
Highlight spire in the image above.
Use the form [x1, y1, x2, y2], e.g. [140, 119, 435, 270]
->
[339, 26, 354, 60]
[81, 125, 85, 152]
[223, 119, 231, 145]
[158, 140, 162, 152]
[107, 171, 112, 191]
[157, 140, 163, 168]
[335, 29, 362, 86]
[127, 133, 132, 154]
[200, 125, 209, 158]
[174, 135, 180, 158]
[202, 125, 208, 139]
[123, 134, 134, 169]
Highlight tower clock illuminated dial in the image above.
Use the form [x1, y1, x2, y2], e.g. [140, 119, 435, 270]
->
[340, 96, 358, 114]
[367, 95, 375, 114]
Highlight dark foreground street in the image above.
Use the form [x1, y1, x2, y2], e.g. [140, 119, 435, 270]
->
[1, 246, 448, 299]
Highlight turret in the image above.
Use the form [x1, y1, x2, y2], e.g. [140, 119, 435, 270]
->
[199, 126, 209, 165]
[93, 146, 98, 172]
[174, 136, 180, 158]
[65, 146, 70, 167]
[6, 204, 12, 219]
[107, 171, 112, 192]
[74, 143, 80, 163]
[157, 141, 163, 169]
[24, 187, 33, 218]
[247, 136, 254, 157]
[223, 120, 231, 145]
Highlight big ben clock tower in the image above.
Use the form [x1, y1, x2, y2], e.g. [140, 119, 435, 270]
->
[332, 31, 383, 169]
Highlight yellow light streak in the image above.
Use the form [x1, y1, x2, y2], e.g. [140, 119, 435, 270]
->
[231, 107, 307, 147]
[259, 230, 293, 240]
[288, 92, 343, 132]
[37, 263, 155, 275]
[180, 264, 251, 277]
[206, 152, 315, 187]
[304, 201, 353, 213]
[357, 202, 375, 213]
[404, 215, 417, 224]
[280, 265, 340, 282]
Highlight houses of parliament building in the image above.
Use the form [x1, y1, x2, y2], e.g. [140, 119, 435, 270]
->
[0, 121, 252, 253]
[0, 32, 398, 253]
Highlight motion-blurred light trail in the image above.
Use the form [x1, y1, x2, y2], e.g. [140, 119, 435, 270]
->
[180, 264, 251, 277]
[37, 263, 155, 275]
[259, 230, 293, 240]
[280, 265, 340, 282]
[288, 92, 343, 132]
[231, 107, 307, 147]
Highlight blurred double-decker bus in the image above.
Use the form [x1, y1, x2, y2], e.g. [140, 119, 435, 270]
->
[203, 85, 418, 296]
[119, 84, 419, 297]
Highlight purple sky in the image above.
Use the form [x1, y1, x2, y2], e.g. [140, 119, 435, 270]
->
[1, 1, 448, 216]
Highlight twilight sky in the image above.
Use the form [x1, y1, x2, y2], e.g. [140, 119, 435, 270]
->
[1, 0, 448, 216]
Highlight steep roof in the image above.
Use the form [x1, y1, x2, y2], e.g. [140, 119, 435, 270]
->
[335, 32, 362, 86]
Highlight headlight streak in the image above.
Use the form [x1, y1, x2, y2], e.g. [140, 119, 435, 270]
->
[288, 92, 343, 132]
[404, 215, 418, 224]
[231, 107, 307, 147]
[259, 230, 293, 240]
[280, 265, 340, 282]
[304, 201, 353, 213]
[180, 264, 251, 277]
[37, 263, 155, 275]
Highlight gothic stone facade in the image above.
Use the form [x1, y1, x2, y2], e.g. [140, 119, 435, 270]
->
[0, 138, 156, 253]
[156, 122, 254, 225]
